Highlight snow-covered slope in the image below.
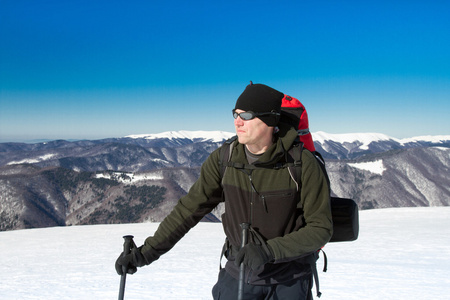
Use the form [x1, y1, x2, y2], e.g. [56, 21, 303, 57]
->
[1, 207, 449, 299]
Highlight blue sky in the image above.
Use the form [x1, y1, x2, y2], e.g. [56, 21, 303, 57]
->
[1, 0, 449, 142]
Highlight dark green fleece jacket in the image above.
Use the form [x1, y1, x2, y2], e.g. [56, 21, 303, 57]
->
[141, 124, 332, 284]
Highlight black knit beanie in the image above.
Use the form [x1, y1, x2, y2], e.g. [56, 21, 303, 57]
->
[234, 83, 284, 127]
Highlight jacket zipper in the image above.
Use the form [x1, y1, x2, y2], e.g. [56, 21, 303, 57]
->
[248, 173, 268, 213]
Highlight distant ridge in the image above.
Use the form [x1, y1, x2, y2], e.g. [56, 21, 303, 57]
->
[312, 131, 450, 145]
[125, 130, 235, 143]
[127, 130, 450, 144]
[2, 130, 449, 146]
[125, 130, 450, 149]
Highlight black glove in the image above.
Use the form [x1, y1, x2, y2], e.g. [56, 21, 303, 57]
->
[234, 242, 274, 270]
[115, 246, 147, 276]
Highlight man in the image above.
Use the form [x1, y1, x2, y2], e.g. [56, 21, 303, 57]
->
[116, 83, 333, 299]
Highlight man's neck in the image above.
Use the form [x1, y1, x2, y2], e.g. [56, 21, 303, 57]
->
[245, 142, 272, 155]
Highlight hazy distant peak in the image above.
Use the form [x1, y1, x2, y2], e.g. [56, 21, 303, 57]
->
[312, 131, 450, 147]
[124, 130, 449, 147]
[312, 131, 394, 144]
[399, 135, 450, 144]
[125, 130, 236, 143]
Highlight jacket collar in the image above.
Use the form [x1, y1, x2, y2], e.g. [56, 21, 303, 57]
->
[233, 123, 299, 166]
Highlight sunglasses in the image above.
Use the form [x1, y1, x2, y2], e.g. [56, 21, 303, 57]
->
[232, 109, 280, 121]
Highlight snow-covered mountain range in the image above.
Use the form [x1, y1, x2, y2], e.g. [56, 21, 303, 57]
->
[1, 131, 449, 231]
[1, 131, 449, 167]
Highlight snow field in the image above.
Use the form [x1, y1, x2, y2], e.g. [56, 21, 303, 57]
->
[1, 207, 449, 299]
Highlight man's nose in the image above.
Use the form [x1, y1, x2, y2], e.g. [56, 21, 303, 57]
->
[234, 116, 244, 126]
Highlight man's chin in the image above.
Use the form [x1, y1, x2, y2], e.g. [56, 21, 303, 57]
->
[236, 134, 246, 144]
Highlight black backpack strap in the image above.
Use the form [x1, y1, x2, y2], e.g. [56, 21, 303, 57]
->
[218, 136, 236, 270]
[287, 141, 304, 191]
[319, 248, 328, 272]
[219, 237, 230, 270]
[312, 151, 330, 192]
[310, 253, 322, 298]
[218, 135, 237, 178]
[315, 248, 328, 297]
[286, 143, 331, 297]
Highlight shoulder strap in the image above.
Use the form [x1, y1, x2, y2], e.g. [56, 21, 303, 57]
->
[287, 143, 329, 298]
[313, 150, 330, 190]
[287, 145, 331, 193]
[287, 141, 304, 191]
[219, 135, 237, 178]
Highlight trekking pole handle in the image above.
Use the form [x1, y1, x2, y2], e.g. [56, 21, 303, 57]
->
[238, 223, 250, 300]
[118, 235, 134, 300]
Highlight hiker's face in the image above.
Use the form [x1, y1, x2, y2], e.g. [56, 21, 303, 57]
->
[234, 109, 273, 153]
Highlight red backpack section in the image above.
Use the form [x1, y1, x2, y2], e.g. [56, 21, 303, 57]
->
[280, 95, 316, 152]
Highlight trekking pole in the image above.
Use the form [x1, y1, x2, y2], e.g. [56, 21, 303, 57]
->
[118, 235, 134, 300]
[238, 223, 250, 300]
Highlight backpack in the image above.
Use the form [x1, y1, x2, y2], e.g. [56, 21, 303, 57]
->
[280, 94, 316, 152]
[279, 93, 359, 243]
[218, 95, 359, 297]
